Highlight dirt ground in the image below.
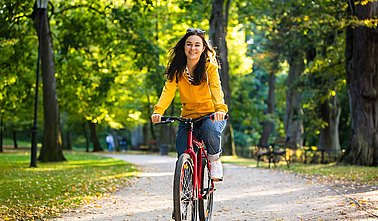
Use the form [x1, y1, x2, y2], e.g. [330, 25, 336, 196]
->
[53, 154, 378, 221]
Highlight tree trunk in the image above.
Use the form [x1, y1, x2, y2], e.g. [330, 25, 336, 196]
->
[285, 53, 305, 149]
[33, 6, 65, 162]
[60, 112, 71, 150]
[89, 121, 102, 152]
[209, 0, 235, 156]
[259, 69, 276, 146]
[209, 0, 231, 105]
[12, 130, 18, 149]
[83, 123, 90, 152]
[343, 1, 378, 166]
[228, 123, 236, 156]
[62, 131, 72, 150]
[318, 95, 341, 152]
[0, 115, 3, 152]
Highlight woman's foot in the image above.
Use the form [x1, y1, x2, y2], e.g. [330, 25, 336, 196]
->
[210, 159, 223, 182]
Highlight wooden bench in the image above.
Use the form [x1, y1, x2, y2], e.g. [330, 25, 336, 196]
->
[256, 137, 291, 168]
[137, 140, 159, 152]
[148, 140, 159, 152]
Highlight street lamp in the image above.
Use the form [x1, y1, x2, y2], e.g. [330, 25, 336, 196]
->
[36, 0, 48, 9]
[30, 0, 49, 167]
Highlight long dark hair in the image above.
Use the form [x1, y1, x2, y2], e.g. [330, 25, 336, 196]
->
[165, 30, 217, 85]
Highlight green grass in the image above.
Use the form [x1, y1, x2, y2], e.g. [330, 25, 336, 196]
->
[222, 155, 378, 185]
[0, 151, 138, 221]
[283, 163, 378, 184]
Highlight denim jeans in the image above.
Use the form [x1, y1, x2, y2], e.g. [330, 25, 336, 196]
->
[175, 118, 227, 158]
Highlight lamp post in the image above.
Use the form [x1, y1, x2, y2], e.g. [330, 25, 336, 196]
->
[30, 0, 49, 167]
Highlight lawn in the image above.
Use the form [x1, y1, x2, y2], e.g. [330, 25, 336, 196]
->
[0, 151, 138, 220]
[222, 155, 378, 185]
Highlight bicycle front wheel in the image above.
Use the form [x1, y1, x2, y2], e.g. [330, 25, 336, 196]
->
[198, 158, 214, 221]
[173, 153, 197, 221]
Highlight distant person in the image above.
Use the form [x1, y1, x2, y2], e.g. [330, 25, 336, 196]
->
[106, 134, 115, 152]
[118, 136, 128, 152]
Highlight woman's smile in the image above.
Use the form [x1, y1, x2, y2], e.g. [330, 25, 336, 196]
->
[185, 35, 204, 61]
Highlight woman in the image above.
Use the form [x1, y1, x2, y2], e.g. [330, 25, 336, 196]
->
[151, 28, 228, 181]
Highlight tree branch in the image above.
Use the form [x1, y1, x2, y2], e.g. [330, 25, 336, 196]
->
[52, 4, 106, 17]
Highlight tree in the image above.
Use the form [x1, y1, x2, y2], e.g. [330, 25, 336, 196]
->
[343, 1, 378, 166]
[258, 57, 278, 146]
[285, 52, 305, 149]
[31, 1, 65, 162]
[209, 0, 236, 156]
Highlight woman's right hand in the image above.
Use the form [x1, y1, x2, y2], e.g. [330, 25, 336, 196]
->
[151, 113, 162, 124]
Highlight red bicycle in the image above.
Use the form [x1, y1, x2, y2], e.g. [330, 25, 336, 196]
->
[155, 114, 227, 221]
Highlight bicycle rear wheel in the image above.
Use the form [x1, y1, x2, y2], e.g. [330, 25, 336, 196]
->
[173, 153, 197, 221]
[198, 158, 214, 221]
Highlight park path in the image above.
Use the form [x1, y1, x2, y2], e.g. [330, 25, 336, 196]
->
[54, 154, 378, 221]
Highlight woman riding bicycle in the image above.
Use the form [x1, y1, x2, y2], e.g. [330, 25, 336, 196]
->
[151, 28, 228, 181]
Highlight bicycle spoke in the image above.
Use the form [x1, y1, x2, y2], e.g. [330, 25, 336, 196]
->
[174, 154, 197, 221]
[181, 200, 194, 220]
[180, 162, 194, 220]
[199, 158, 214, 221]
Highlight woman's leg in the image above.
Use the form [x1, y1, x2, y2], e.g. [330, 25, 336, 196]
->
[196, 118, 226, 181]
[175, 122, 188, 157]
[196, 118, 226, 159]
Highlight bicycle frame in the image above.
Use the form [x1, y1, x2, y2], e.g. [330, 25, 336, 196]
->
[155, 113, 227, 220]
[183, 119, 214, 201]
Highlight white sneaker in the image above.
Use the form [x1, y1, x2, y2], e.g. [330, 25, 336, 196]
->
[210, 159, 223, 182]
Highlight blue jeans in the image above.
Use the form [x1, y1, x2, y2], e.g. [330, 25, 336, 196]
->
[175, 118, 227, 157]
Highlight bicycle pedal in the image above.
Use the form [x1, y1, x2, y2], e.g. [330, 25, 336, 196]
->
[204, 187, 215, 191]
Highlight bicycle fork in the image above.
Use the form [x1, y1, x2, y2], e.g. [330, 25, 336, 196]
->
[183, 121, 199, 203]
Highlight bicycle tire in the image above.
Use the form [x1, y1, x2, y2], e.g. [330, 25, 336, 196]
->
[173, 153, 197, 221]
[198, 158, 214, 221]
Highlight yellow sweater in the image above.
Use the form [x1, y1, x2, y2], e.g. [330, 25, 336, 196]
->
[153, 62, 228, 118]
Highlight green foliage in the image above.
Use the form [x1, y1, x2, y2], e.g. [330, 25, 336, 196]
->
[230, 71, 264, 146]
[235, 0, 354, 149]
[298, 32, 347, 145]
[51, 0, 166, 130]
[0, 152, 138, 220]
[0, 0, 362, 153]
[0, 1, 38, 131]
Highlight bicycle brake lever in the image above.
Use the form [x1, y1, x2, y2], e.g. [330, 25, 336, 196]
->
[154, 117, 175, 126]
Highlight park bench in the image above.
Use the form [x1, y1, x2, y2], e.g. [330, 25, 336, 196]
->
[137, 140, 159, 152]
[256, 137, 291, 168]
[148, 139, 159, 152]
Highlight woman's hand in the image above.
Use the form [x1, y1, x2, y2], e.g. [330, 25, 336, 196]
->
[213, 112, 227, 121]
[151, 113, 162, 123]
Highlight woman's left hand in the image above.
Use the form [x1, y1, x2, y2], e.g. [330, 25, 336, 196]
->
[213, 112, 227, 121]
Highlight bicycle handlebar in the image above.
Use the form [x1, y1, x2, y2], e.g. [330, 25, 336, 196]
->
[154, 113, 229, 126]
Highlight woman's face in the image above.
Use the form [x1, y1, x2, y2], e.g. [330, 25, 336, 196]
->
[184, 35, 205, 62]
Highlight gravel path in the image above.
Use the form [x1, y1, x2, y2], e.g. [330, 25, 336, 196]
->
[54, 154, 378, 221]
